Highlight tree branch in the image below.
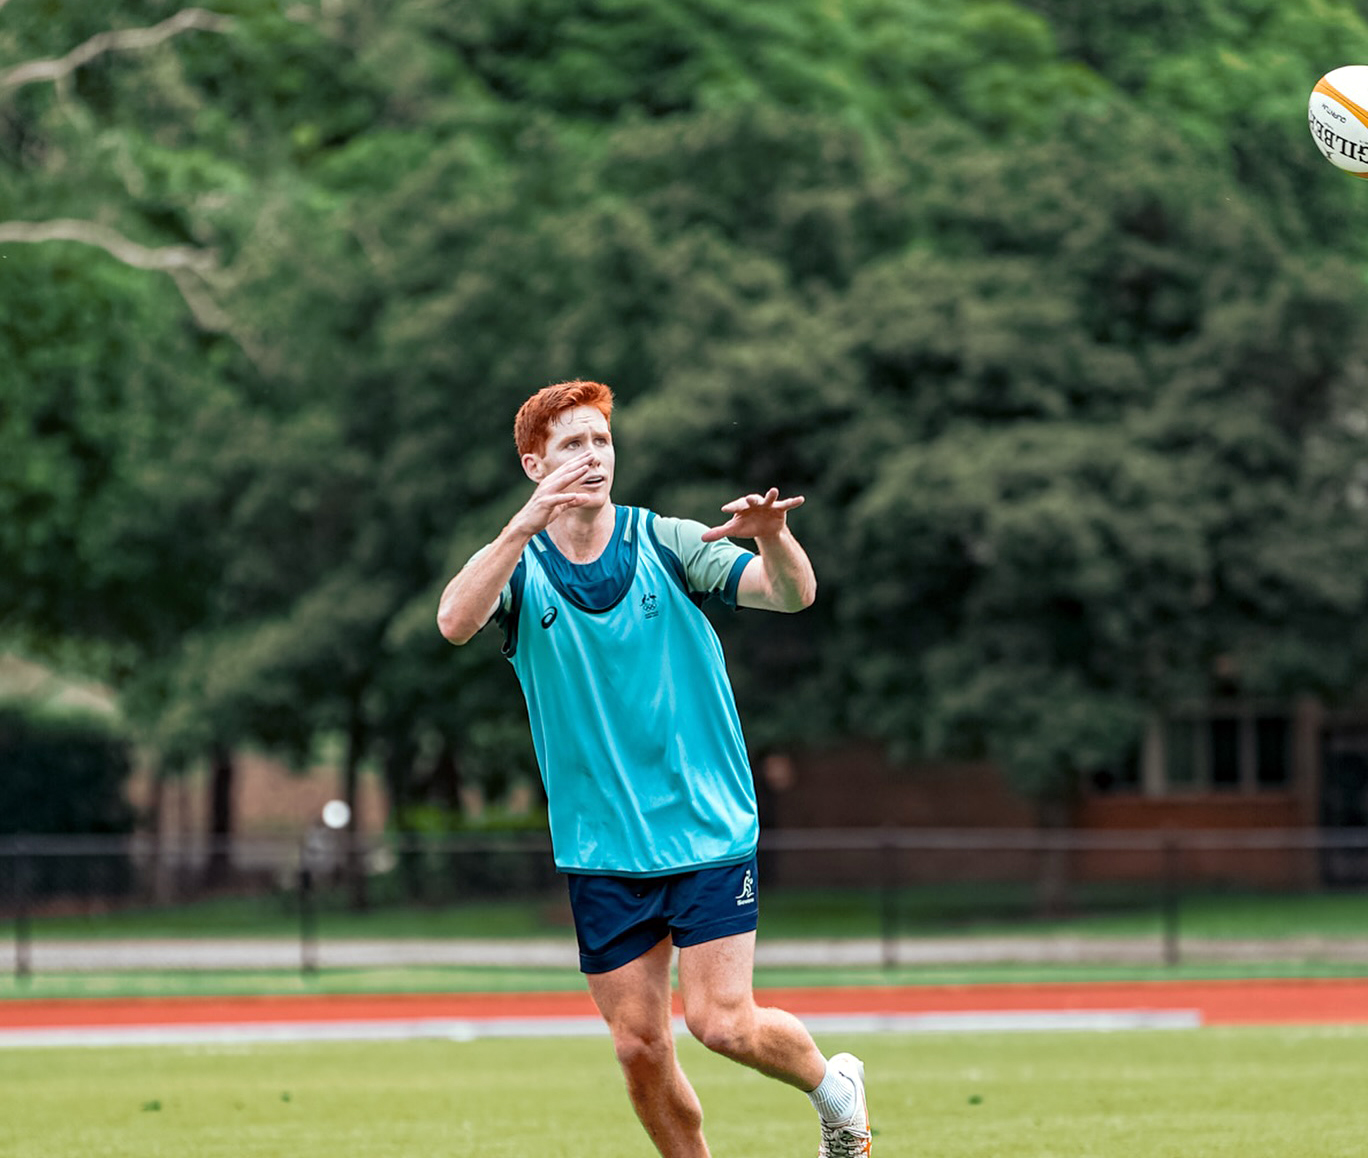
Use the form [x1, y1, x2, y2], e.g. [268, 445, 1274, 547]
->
[168, 268, 233, 332]
[0, 218, 215, 274]
[0, 8, 235, 96]
[0, 217, 268, 370]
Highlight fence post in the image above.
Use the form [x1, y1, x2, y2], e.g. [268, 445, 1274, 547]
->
[14, 838, 32, 982]
[879, 834, 899, 971]
[1161, 833, 1181, 967]
[299, 838, 318, 977]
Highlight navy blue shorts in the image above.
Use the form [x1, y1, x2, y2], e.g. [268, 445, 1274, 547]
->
[566, 856, 760, 974]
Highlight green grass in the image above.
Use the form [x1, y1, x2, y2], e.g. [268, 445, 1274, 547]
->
[0, 893, 577, 940]
[3, 883, 1367, 1001]
[3, 959, 1368, 1002]
[1, 1029, 1366, 1157]
[0, 965, 587, 999]
[7, 883, 1368, 941]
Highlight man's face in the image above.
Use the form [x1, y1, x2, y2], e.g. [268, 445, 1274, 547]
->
[525, 405, 615, 506]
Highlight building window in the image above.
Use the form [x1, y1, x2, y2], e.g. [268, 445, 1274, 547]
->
[1088, 706, 1295, 796]
[1210, 717, 1242, 787]
[1256, 716, 1291, 786]
[1165, 719, 1197, 788]
[1151, 707, 1291, 794]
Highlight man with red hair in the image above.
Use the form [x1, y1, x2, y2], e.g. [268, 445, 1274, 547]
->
[439, 380, 871, 1158]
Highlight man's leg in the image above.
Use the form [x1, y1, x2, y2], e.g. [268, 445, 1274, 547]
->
[678, 932, 872, 1155]
[585, 936, 711, 1158]
[676, 930, 826, 1088]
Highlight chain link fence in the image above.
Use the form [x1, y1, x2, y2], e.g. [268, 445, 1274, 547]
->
[2, 828, 1367, 978]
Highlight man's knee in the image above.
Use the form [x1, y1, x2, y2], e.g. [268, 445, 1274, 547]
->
[612, 1023, 676, 1078]
[685, 1000, 755, 1061]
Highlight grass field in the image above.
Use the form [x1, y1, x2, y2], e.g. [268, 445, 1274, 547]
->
[4, 958, 1368, 1001]
[7, 883, 1368, 941]
[2, 1028, 1366, 1157]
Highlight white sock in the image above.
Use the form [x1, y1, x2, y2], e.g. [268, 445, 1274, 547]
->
[807, 1058, 857, 1123]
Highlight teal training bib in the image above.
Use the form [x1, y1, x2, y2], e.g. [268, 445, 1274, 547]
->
[502, 507, 758, 876]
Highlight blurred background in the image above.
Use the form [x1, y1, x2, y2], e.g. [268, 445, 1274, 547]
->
[3, 0, 1368, 983]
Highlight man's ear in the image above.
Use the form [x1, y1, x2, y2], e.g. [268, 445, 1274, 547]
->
[521, 452, 543, 482]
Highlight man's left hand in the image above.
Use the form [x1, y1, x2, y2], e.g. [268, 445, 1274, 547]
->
[701, 488, 805, 543]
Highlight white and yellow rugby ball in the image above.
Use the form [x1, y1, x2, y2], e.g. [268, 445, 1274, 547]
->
[1309, 65, 1368, 177]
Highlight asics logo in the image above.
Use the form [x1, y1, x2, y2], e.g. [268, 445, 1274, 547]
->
[735, 870, 755, 906]
[540, 607, 558, 628]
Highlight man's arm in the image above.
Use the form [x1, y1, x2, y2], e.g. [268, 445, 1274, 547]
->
[701, 488, 817, 613]
[436, 536, 522, 645]
[437, 449, 598, 645]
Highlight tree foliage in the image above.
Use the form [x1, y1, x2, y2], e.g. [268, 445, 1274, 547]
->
[0, 704, 134, 835]
[5, 0, 1368, 827]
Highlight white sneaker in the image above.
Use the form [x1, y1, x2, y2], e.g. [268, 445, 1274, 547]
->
[817, 1052, 871, 1157]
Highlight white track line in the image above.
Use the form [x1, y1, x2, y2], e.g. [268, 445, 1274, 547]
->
[0, 1009, 1201, 1049]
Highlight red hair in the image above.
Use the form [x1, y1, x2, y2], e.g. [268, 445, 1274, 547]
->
[514, 379, 614, 457]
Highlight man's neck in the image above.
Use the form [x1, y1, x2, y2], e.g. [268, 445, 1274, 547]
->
[546, 503, 616, 564]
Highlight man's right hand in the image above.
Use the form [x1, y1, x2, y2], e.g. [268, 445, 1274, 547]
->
[508, 450, 598, 538]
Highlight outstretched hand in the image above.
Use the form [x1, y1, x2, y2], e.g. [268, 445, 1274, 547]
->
[701, 487, 805, 542]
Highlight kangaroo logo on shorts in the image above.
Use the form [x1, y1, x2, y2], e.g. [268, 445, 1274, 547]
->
[735, 869, 755, 906]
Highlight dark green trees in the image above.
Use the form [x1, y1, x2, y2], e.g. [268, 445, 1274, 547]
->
[5, 0, 1368, 825]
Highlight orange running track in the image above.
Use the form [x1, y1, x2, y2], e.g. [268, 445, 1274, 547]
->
[3, 978, 1368, 1037]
